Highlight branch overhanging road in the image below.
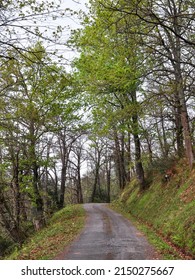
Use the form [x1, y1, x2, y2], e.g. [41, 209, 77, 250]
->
[56, 203, 160, 260]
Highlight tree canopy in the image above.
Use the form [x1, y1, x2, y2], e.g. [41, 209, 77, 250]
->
[0, 0, 194, 255]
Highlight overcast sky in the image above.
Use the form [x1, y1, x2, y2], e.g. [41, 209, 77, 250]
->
[52, 0, 89, 65]
[61, 0, 88, 29]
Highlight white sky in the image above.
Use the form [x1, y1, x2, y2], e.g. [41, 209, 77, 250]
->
[60, 0, 89, 33]
[52, 0, 89, 65]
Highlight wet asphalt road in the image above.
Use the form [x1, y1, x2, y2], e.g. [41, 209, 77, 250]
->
[58, 203, 159, 260]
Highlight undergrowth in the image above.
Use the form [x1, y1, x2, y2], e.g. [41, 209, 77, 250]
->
[112, 159, 195, 259]
[6, 204, 85, 260]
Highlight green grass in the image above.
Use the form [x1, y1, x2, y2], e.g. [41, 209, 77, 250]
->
[111, 163, 195, 260]
[110, 201, 182, 260]
[6, 204, 86, 260]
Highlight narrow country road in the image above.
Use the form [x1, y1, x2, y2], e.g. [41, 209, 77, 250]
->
[56, 203, 160, 260]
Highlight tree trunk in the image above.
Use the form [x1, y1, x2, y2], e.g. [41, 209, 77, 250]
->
[120, 132, 128, 187]
[106, 157, 111, 203]
[131, 90, 146, 190]
[160, 110, 169, 157]
[58, 138, 69, 209]
[59, 163, 67, 209]
[29, 124, 45, 230]
[174, 45, 194, 167]
[91, 164, 99, 202]
[179, 92, 194, 168]
[12, 149, 21, 236]
[173, 93, 184, 157]
[91, 148, 101, 202]
[77, 154, 83, 204]
[172, 5, 194, 167]
[32, 163, 45, 230]
[0, 191, 25, 245]
[52, 164, 59, 209]
[133, 132, 146, 190]
[114, 130, 125, 189]
[126, 130, 132, 181]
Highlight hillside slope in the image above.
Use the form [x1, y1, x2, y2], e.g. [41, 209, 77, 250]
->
[114, 160, 195, 259]
[5, 205, 85, 260]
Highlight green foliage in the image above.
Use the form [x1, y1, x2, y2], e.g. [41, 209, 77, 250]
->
[149, 156, 177, 174]
[110, 201, 181, 259]
[0, 236, 14, 259]
[70, 0, 146, 139]
[0, 0, 62, 43]
[0, 40, 84, 246]
[92, 188, 110, 203]
[115, 162, 195, 259]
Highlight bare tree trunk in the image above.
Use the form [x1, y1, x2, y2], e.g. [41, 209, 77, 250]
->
[179, 89, 194, 167]
[160, 110, 169, 157]
[58, 131, 69, 209]
[59, 162, 67, 209]
[90, 142, 103, 203]
[11, 148, 21, 237]
[52, 163, 59, 208]
[133, 131, 146, 190]
[106, 157, 111, 203]
[91, 166, 98, 202]
[77, 154, 83, 204]
[173, 94, 184, 158]
[29, 124, 45, 230]
[174, 36, 194, 167]
[131, 90, 146, 190]
[32, 162, 45, 231]
[170, 3, 194, 167]
[42, 140, 52, 217]
[120, 131, 128, 187]
[114, 130, 125, 189]
[91, 152, 101, 202]
[126, 130, 132, 181]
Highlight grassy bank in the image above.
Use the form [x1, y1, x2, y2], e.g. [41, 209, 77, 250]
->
[6, 204, 85, 260]
[112, 161, 195, 259]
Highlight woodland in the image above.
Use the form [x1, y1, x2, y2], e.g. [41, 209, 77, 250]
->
[0, 0, 194, 256]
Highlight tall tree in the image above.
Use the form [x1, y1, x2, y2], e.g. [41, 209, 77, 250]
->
[71, 0, 148, 189]
[97, 0, 195, 167]
[0, 43, 73, 236]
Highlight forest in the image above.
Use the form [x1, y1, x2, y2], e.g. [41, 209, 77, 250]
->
[0, 0, 194, 256]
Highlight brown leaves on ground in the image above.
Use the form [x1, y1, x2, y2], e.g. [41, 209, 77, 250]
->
[10, 205, 85, 260]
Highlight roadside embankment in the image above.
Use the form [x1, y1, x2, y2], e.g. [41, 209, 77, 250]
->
[6, 204, 85, 260]
[111, 162, 195, 259]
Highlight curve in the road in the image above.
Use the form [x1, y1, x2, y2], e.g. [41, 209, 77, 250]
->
[55, 203, 160, 260]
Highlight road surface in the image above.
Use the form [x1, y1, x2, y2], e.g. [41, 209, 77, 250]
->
[56, 203, 160, 260]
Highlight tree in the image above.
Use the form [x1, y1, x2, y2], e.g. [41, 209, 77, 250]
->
[97, 0, 195, 167]
[0, 43, 74, 238]
[0, 0, 63, 63]
[71, 0, 148, 189]
[57, 126, 84, 208]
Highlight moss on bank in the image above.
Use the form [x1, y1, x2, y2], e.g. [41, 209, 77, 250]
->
[6, 204, 85, 260]
[112, 161, 195, 259]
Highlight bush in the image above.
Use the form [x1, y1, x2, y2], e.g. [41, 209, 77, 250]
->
[93, 188, 110, 203]
[147, 156, 177, 175]
[0, 236, 14, 258]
